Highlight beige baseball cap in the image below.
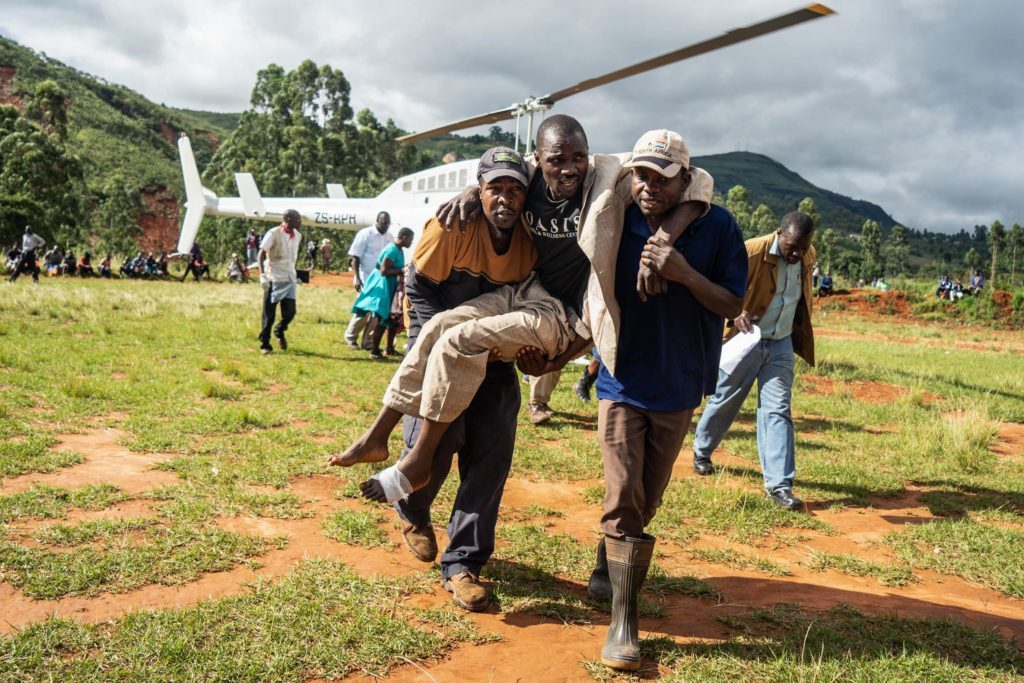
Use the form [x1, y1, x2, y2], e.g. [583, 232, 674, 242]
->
[624, 129, 690, 177]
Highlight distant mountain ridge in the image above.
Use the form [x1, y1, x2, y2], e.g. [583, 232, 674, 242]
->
[691, 151, 898, 233]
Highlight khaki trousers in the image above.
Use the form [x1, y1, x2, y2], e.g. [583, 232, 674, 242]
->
[345, 312, 378, 350]
[528, 370, 562, 405]
[384, 275, 572, 423]
[599, 399, 694, 539]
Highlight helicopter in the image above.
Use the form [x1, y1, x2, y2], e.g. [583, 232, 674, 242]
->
[176, 4, 834, 255]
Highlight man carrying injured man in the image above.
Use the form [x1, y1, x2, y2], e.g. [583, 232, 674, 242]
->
[331, 116, 715, 508]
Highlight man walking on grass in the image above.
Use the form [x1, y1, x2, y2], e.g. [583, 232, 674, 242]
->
[257, 209, 303, 355]
[590, 130, 746, 671]
[333, 147, 538, 613]
[692, 211, 816, 511]
[9, 226, 45, 283]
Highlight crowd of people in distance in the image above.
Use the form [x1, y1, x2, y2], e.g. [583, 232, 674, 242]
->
[936, 270, 984, 302]
[6, 224, 341, 288]
[5, 231, 115, 281]
[121, 251, 171, 279]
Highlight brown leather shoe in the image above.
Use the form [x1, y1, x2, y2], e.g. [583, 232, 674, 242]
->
[402, 524, 437, 563]
[529, 403, 553, 425]
[443, 571, 489, 612]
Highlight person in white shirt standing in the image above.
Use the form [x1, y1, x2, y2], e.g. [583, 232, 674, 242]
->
[345, 211, 393, 350]
[9, 225, 45, 283]
[257, 209, 302, 355]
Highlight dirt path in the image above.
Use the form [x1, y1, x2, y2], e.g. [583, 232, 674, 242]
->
[3, 325, 1024, 679]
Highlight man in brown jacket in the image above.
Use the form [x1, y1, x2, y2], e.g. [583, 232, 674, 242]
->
[691, 211, 816, 510]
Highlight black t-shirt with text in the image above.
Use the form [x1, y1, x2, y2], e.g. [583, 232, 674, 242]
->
[524, 172, 589, 317]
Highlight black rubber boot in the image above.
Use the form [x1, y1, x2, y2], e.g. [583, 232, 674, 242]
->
[600, 534, 655, 671]
[573, 366, 597, 402]
[587, 537, 612, 599]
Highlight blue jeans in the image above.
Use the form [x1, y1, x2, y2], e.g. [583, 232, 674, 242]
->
[693, 336, 795, 491]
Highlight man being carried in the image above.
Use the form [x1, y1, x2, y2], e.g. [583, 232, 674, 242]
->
[692, 212, 816, 511]
[332, 117, 713, 506]
[590, 130, 746, 671]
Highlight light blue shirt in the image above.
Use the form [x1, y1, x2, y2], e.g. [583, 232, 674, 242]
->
[758, 235, 802, 340]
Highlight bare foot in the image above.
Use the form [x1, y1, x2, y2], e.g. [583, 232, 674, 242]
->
[327, 434, 389, 467]
[359, 478, 388, 502]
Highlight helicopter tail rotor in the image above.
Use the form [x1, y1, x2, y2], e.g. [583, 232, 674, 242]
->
[176, 134, 215, 255]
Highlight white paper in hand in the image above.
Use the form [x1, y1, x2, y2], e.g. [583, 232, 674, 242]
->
[719, 325, 761, 376]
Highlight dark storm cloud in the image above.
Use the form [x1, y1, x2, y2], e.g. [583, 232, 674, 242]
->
[0, 0, 1020, 232]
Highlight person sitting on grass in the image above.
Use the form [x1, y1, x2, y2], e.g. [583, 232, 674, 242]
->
[950, 277, 965, 301]
[936, 274, 951, 299]
[77, 252, 94, 277]
[119, 254, 132, 278]
[818, 271, 833, 297]
[226, 253, 249, 283]
[62, 249, 77, 277]
[99, 254, 113, 278]
[969, 270, 984, 296]
[6, 243, 21, 273]
[43, 245, 62, 276]
[350, 227, 415, 360]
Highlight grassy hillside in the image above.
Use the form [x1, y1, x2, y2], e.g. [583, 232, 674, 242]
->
[0, 35, 231, 216]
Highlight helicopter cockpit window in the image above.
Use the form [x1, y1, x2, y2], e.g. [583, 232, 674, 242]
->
[418, 178, 425, 191]
[428, 176, 436, 190]
[403, 181, 412, 192]
[459, 169, 467, 187]
[448, 171, 457, 187]
[438, 174, 446, 189]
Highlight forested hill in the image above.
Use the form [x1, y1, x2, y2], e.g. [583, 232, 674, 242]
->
[690, 151, 896, 233]
[0, 35, 233, 250]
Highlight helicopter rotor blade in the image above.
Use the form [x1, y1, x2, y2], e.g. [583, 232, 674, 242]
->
[542, 4, 834, 104]
[396, 105, 518, 144]
[397, 4, 834, 145]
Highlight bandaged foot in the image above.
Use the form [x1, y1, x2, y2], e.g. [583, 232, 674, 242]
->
[360, 464, 413, 503]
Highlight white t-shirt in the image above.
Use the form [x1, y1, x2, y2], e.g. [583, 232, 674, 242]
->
[22, 233, 45, 252]
[348, 226, 394, 283]
[260, 225, 302, 283]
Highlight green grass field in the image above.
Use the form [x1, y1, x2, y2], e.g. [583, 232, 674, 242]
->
[1, 278, 1023, 681]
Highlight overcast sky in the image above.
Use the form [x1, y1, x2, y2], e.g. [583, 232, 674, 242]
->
[1, 0, 1020, 233]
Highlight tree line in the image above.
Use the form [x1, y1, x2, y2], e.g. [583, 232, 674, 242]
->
[721, 182, 1021, 287]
